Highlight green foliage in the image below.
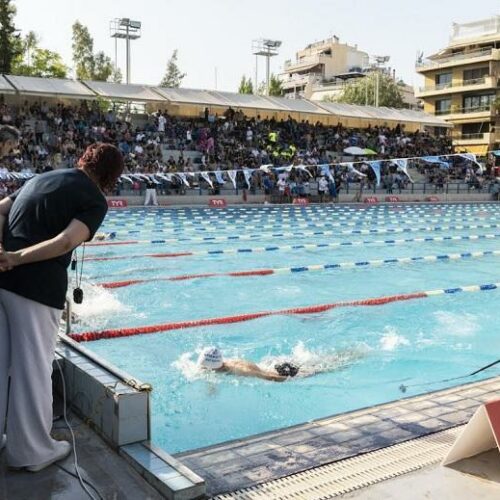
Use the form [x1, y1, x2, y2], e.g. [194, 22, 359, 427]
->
[72, 21, 94, 80]
[335, 72, 405, 108]
[238, 75, 253, 94]
[0, 0, 21, 74]
[92, 51, 113, 82]
[72, 21, 114, 81]
[112, 66, 122, 83]
[257, 73, 283, 96]
[159, 50, 186, 88]
[11, 30, 68, 78]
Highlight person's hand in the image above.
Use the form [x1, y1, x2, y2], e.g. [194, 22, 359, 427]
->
[0, 251, 20, 272]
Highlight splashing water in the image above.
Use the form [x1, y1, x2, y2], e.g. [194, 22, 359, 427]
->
[379, 327, 410, 351]
[172, 342, 369, 382]
[71, 281, 128, 328]
[259, 341, 368, 377]
[433, 310, 480, 337]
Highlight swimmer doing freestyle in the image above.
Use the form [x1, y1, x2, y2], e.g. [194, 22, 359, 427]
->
[198, 347, 300, 382]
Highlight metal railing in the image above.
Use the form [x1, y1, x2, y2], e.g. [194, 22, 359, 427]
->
[452, 133, 486, 140]
[435, 104, 494, 116]
[416, 48, 493, 68]
[419, 76, 490, 93]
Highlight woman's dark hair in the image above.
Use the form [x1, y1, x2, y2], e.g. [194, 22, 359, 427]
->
[0, 125, 20, 143]
[77, 143, 124, 192]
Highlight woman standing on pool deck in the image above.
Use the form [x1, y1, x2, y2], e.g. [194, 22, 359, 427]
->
[0, 140, 123, 471]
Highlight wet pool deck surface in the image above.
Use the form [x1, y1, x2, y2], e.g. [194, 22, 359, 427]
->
[2, 377, 500, 499]
[177, 376, 500, 497]
[0, 412, 162, 500]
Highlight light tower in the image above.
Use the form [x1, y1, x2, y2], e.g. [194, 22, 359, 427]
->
[110, 18, 142, 84]
[252, 39, 282, 96]
[373, 55, 390, 107]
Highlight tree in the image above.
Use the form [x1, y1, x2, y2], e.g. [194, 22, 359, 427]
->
[257, 73, 283, 96]
[71, 21, 116, 81]
[159, 50, 186, 88]
[238, 75, 253, 94]
[24, 30, 38, 68]
[335, 72, 405, 108]
[111, 66, 122, 83]
[92, 51, 113, 82]
[0, 0, 21, 74]
[71, 21, 94, 80]
[30, 49, 67, 78]
[11, 31, 68, 78]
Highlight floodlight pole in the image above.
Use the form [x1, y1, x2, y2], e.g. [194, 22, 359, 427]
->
[126, 24, 130, 84]
[266, 54, 271, 96]
[253, 39, 281, 96]
[110, 18, 141, 84]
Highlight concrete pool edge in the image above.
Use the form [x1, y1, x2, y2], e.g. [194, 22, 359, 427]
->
[177, 375, 500, 496]
[55, 335, 206, 500]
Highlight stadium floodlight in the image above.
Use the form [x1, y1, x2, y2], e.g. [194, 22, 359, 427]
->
[372, 55, 390, 107]
[110, 18, 142, 84]
[252, 38, 282, 96]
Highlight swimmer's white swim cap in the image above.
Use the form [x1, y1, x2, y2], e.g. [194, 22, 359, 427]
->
[198, 347, 223, 370]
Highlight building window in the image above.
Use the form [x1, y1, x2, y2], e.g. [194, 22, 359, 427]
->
[463, 67, 488, 82]
[461, 122, 490, 139]
[435, 98, 451, 115]
[463, 93, 495, 112]
[435, 73, 452, 88]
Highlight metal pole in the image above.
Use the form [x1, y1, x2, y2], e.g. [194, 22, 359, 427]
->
[114, 36, 118, 72]
[266, 52, 270, 96]
[255, 55, 258, 94]
[126, 25, 130, 84]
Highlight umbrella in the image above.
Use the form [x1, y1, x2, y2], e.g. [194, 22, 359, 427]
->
[343, 146, 366, 156]
[364, 148, 378, 155]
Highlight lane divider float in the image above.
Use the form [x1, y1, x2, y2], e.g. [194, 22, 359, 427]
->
[84, 233, 500, 262]
[86, 223, 500, 247]
[97, 249, 500, 288]
[69, 282, 500, 342]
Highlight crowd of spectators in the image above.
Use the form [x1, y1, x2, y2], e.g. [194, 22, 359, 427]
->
[0, 99, 497, 198]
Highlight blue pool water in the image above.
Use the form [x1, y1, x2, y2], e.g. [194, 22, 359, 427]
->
[75, 203, 500, 453]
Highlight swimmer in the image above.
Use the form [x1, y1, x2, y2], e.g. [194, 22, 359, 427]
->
[93, 231, 116, 241]
[198, 347, 300, 382]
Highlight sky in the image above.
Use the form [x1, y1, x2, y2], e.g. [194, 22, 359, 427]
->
[15, 0, 500, 91]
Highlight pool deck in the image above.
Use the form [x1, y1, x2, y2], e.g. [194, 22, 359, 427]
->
[0, 412, 163, 500]
[177, 376, 500, 497]
[341, 448, 500, 499]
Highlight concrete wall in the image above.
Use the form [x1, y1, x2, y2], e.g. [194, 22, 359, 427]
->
[110, 193, 496, 207]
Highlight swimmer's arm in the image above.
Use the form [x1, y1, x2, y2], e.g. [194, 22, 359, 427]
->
[256, 371, 287, 382]
[0, 197, 13, 245]
[0, 219, 90, 270]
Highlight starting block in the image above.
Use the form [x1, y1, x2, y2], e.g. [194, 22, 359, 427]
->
[442, 399, 500, 466]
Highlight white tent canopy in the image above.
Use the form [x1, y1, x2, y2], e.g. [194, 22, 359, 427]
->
[5, 75, 94, 98]
[83, 80, 167, 102]
[0, 75, 15, 94]
[318, 101, 452, 127]
[0, 75, 451, 128]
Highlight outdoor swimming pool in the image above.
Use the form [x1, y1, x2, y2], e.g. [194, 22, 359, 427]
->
[73, 203, 500, 454]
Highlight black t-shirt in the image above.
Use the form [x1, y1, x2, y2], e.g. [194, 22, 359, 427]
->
[0, 169, 107, 309]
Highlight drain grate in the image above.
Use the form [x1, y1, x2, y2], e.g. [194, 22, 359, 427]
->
[213, 427, 462, 500]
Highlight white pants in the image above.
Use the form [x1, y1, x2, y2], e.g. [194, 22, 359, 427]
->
[0, 289, 65, 467]
[144, 189, 158, 206]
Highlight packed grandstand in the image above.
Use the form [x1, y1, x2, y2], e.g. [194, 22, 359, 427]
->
[0, 100, 498, 200]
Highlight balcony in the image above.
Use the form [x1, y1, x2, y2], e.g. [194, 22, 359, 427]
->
[416, 75, 498, 98]
[452, 132, 492, 146]
[435, 104, 497, 121]
[284, 54, 331, 71]
[416, 48, 499, 72]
